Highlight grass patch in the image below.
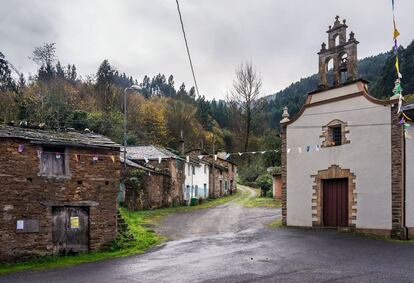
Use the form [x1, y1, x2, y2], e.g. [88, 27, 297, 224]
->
[244, 197, 280, 208]
[0, 191, 240, 275]
[236, 185, 280, 208]
[267, 220, 284, 228]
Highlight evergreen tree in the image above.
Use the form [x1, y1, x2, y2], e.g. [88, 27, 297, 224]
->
[0, 52, 17, 92]
[96, 59, 115, 111]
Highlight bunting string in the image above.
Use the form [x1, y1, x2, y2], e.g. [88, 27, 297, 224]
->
[391, 0, 411, 139]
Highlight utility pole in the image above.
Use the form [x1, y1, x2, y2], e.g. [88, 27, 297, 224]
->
[123, 85, 141, 170]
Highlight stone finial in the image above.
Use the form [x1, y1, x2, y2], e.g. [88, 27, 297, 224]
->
[349, 31, 355, 40]
[321, 42, 327, 51]
[280, 106, 290, 124]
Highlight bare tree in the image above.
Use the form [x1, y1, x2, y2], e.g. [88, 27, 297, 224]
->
[31, 42, 57, 67]
[229, 61, 262, 152]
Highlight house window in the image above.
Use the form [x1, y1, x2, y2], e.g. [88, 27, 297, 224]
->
[220, 169, 223, 176]
[204, 184, 207, 197]
[40, 146, 67, 176]
[195, 185, 198, 197]
[204, 164, 207, 174]
[330, 125, 342, 146]
[192, 165, 195, 175]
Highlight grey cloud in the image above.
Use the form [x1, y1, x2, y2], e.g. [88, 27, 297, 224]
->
[0, 0, 413, 99]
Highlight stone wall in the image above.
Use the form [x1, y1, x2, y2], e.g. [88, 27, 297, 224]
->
[390, 105, 406, 239]
[124, 159, 184, 210]
[0, 138, 120, 261]
[280, 126, 287, 225]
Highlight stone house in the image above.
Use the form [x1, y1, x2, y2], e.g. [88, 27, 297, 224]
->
[124, 146, 185, 208]
[121, 157, 173, 210]
[183, 157, 210, 202]
[0, 125, 120, 261]
[186, 149, 238, 198]
[280, 17, 413, 239]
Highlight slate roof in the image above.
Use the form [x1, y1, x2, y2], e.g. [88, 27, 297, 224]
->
[125, 145, 183, 161]
[0, 125, 120, 149]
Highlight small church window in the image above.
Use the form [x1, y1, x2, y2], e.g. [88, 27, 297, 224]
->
[321, 119, 350, 148]
[330, 125, 342, 146]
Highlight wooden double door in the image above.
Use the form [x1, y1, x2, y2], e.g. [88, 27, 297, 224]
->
[52, 206, 90, 253]
[322, 178, 349, 227]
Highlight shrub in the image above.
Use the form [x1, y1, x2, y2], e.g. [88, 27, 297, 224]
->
[265, 190, 273, 198]
[256, 173, 272, 196]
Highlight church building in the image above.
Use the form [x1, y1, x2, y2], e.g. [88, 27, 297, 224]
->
[280, 16, 413, 239]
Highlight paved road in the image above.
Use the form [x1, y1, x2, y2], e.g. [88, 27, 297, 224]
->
[2, 186, 414, 282]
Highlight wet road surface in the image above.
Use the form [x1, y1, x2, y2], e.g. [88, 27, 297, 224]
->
[2, 186, 414, 282]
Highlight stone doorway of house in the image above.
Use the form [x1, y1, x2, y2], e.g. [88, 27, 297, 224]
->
[322, 178, 349, 227]
[52, 206, 90, 254]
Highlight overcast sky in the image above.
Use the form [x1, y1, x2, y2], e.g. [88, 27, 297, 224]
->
[1, 0, 413, 99]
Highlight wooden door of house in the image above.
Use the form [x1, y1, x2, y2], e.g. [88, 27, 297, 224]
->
[52, 206, 89, 253]
[323, 178, 348, 227]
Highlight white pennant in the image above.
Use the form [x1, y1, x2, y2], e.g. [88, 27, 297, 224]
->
[144, 157, 149, 163]
[287, 148, 291, 154]
[214, 154, 218, 161]
[198, 155, 204, 159]
[238, 152, 243, 156]
[158, 157, 162, 164]
[298, 147, 302, 154]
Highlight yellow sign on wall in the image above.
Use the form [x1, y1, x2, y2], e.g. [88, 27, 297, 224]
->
[70, 216, 80, 229]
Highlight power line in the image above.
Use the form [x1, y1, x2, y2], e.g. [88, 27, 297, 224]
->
[175, 0, 200, 97]
[302, 105, 384, 117]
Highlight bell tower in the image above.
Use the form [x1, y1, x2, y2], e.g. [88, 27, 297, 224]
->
[318, 16, 359, 89]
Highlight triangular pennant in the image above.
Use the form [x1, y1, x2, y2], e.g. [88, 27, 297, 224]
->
[238, 152, 243, 156]
[306, 146, 310, 152]
[18, 144, 24, 153]
[403, 112, 412, 121]
[225, 154, 231, 160]
[315, 145, 320, 151]
[261, 151, 266, 154]
[144, 157, 149, 163]
[287, 148, 291, 154]
[197, 155, 204, 160]
[56, 153, 61, 159]
[399, 117, 405, 124]
[110, 155, 115, 163]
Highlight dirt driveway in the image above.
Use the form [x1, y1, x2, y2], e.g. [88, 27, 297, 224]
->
[155, 185, 280, 239]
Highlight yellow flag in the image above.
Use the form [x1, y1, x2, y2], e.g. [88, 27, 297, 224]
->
[110, 155, 115, 163]
[393, 17, 400, 39]
[395, 57, 402, 78]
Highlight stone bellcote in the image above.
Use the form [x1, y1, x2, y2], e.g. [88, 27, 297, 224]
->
[318, 16, 359, 89]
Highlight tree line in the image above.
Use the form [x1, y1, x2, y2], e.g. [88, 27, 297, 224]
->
[0, 43, 280, 185]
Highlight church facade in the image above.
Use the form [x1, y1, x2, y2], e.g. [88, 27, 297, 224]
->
[280, 17, 412, 239]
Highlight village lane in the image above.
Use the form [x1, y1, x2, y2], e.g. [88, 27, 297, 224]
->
[3, 186, 414, 282]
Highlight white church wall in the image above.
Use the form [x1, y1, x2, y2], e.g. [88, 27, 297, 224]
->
[405, 123, 414, 228]
[286, 94, 392, 230]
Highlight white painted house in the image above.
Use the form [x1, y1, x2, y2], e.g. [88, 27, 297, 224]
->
[280, 17, 413, 239]
[183, 157, 210, 201]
